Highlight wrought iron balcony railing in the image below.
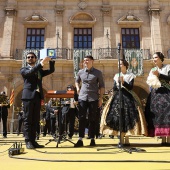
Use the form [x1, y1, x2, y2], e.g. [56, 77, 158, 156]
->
[14, 48, 151, 61]
[14, 48, 72, 60]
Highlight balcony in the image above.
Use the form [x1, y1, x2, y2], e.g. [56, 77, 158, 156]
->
[14, 48, 151, 61]
[14, 48, 72, 60]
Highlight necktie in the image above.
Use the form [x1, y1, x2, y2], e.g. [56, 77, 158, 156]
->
[37, 71, 41, 92]
[38, 70, 41, 80]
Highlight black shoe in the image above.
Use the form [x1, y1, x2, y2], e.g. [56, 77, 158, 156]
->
[68, 136, 72, 139]
[32, 141, 44, 148]
[26, 141, 35, 149]
[43, 134, 46, 137]
[86, 136, 90, 139]
[109, 135, 114, 139]
[3, 136, 7, 138]
[74, 140, 83, 147]
[90, 139, 96, 146]
[162, 143, 170, 146]
[123, 143, 130, 147]
[98, 135, 103, 139]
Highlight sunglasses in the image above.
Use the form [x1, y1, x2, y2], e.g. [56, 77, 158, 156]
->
[27, 56, 35, 59]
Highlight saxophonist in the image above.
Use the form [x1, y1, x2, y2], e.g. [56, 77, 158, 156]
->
[0, 91, 10, 138]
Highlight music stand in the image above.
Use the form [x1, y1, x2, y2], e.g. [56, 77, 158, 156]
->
[97, 43, 145, 154]
[45, 90, 75, 147]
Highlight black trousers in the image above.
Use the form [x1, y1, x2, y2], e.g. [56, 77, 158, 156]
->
[22, 92, 41, 142]
[43, 119, 51, 135]
[36, 123, 40, 136]
[88, 107, 101, 138]
[78, 100, 98, 138]
[50, 117, 56, 135]
[61, 108, 76, 137]
[18, 116, 24, 134]
[1, 114, 7, 137]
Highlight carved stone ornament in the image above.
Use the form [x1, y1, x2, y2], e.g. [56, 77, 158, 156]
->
[4, 7, 17, 16]
[148, 0, 161, 15]
[31, 15, 40, 21]
[55, 5, 65, 14]
[118, 13, 143, 26]
[148, 8, 161, 16]
[78, 1, 87, 10]
[23, 13, 48, 26]
[126, 12, 134, 21]
[101, 5, 111, 15]
[69, 12, 96, 27]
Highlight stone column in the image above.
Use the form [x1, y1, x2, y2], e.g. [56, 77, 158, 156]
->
[101, 5, 111, 49]
[148, 6, 162, 53]
[1, 7, 17, 58]
[55, 5, 64, 50]
[101, 5, 112, 59]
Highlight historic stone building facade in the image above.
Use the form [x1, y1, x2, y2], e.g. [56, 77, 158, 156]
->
[0, 0, 170, 132]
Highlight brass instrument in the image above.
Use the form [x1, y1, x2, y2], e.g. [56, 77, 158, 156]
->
[0, 94, 9, 106]
[40, 119, 46, 126]
[50, 98, 60, 110]
[40, 105, 46, 126]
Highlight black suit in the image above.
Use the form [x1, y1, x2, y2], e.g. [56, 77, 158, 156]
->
[20, 61, 55, 143]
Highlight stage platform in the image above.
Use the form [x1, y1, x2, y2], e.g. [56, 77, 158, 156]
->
[0, 134, 170, 170]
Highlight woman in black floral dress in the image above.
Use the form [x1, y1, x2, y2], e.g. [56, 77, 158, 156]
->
[100, 59, 147, 145]
[145, 52, 170, 145]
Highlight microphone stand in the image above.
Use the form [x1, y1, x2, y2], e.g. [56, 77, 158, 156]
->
[117, 43, 124, 149]
[97, 43, 142, 154]
[116, 43, 132, 152]
[45, 97, 75, 147]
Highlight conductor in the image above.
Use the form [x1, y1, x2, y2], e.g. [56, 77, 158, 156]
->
[20, 52, 55, 149]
